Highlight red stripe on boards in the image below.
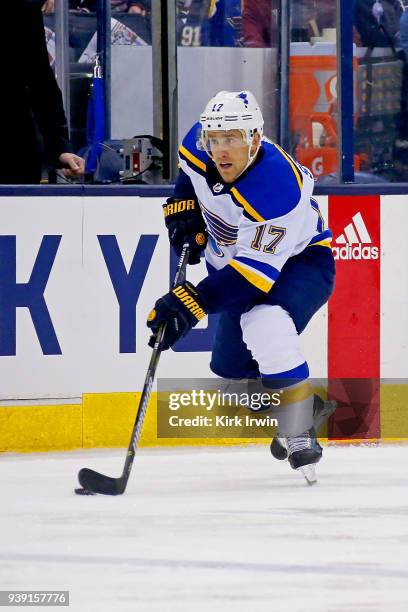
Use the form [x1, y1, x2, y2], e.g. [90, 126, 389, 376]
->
[327, 195, 380, 439]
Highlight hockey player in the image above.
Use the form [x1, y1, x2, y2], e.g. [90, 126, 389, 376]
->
[147, 91, 335, 483]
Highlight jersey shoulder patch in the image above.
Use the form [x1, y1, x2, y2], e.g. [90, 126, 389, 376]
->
[179, 122, 209, 176]
[230, 141, 305, 222]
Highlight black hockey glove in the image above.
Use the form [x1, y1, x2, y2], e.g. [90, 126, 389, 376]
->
[163, 197, 207, 265]
[147, 281, 208, 350]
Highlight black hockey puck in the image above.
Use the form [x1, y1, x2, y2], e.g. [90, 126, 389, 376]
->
[75, 487, 95, 496]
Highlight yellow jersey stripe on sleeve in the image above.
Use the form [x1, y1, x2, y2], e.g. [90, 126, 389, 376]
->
[208, 0, 217, 17]
[179, 145, 207, 172]
[307, 239, 332, 249]
[273, 144, 303, 191]
[230, 187, 265, 222]
[229, 259, 273, 293]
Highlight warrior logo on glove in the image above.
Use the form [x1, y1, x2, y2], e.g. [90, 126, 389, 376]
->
[162, 197, 208, 265]
[146, 281, 208, 350]
[172, 285, 206, 321]
[163, 199, 196, 217]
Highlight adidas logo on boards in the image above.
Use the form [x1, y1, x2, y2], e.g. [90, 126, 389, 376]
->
[332, 212, 379, 260]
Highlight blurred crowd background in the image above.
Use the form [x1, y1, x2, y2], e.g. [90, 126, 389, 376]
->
[3, 0, 408, 184]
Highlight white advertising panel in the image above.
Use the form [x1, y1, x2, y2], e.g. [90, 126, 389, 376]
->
[0, 197, 83, 399]
[380, 195, 408, 377]
[3, 193, 405, 400]
[0, 196, 216, 399]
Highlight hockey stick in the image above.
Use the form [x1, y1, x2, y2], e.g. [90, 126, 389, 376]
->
[75, 244, 191, 496]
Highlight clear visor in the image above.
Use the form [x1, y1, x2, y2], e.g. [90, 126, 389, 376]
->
[201, 130, 250, 154]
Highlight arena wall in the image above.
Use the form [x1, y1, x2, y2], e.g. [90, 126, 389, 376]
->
[0, 193, 407, 451]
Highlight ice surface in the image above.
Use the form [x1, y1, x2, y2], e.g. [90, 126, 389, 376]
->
[1, 444, 407, 612]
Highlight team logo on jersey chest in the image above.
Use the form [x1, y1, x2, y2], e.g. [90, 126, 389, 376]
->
[201, 204, 238, 246]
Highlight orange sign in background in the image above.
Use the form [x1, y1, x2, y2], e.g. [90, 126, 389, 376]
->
[290, 54, 360, 178]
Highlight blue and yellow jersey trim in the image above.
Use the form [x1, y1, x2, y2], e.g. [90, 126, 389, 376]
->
[178, 122, 208, 177]
[273, 143, 303, 192]
[230, 187, 265, 222]
[310, 198, 325, 232]
[229, 256, 279, 293]
[230, 141, 303, 222]
[307, 229, 333, 248]
[179, 144, 207, 176]
[208, 0, 217, 18]
[308, 198, 332, 248]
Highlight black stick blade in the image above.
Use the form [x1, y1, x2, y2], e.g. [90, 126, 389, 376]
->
[78, 468, 126, 496]
[75, 487, 95, 496]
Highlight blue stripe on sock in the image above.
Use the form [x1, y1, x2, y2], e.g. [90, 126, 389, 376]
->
[261, 361, 309, 389]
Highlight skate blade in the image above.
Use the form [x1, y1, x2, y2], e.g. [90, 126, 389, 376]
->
[298, 464, 317, 486]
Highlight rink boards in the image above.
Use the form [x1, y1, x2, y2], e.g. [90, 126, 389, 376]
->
[0, 194, 407, 451]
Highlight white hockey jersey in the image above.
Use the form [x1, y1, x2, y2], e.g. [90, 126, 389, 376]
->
[177, 123, 332, 311]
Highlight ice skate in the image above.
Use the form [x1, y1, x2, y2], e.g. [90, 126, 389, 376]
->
[271, 427, 322, 485]
[286, 428, 322, 485]
[270, 436, 288, 460]
[270, 395, 336, 461]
